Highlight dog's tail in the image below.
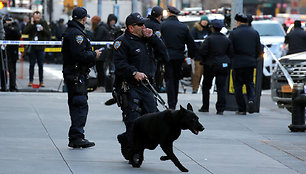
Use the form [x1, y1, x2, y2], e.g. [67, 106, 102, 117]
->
[104, 98, 117, 106]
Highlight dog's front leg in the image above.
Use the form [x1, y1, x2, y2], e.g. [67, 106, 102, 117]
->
[160, 143, 188, 172]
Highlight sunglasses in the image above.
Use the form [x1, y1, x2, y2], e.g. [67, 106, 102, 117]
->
[133, 23, 144, 26]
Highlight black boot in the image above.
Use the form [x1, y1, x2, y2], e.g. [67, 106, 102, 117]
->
[68, 138, 95, 148]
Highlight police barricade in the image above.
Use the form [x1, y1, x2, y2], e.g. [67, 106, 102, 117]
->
[0, 40, 112, 92]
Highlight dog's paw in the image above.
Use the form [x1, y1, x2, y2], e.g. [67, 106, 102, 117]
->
[160, 156, 170, 161]
[180, 167, 189, 172]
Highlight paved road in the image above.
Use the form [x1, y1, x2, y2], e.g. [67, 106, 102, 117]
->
[0, 61, 305, 174]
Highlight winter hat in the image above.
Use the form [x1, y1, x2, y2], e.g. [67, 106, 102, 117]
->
[200, 15, 209, 22]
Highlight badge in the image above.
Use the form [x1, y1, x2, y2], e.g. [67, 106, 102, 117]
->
[75, 35, 84, 44]
[155, 31, 161, 38]
[113, 41, 121, 50]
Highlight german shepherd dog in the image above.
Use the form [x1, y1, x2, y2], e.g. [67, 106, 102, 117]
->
[130, 103, 205, 172]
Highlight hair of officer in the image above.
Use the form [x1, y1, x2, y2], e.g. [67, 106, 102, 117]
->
[33, 11, 41, 15]
[294, 20, 301, 28]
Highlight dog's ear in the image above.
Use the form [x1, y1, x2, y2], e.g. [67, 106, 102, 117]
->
[180, 105, 186, 111]
[187, 103, 193, 111]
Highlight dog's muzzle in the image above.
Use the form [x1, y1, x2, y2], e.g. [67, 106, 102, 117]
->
[191, 124, 205, 135]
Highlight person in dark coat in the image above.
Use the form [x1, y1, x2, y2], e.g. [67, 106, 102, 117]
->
[229, 13, 261, 115]
[62, 7, 102, 148]
[3, 16, 21, 91]
[198, 20, 233, 115]
[23, 11, 51, 87]
[145, 6, 165, 92]
[114, 12, 169, 160]
[191, 15, 211, 94]
[160, 5, 196, 109]
[284, 20, 306, 55]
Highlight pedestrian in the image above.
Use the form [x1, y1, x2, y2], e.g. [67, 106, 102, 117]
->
[145, 6, 165, 92]
[3, 16, 21, 92]
[191, 15, 211, 94]
[54, 18, 67, 41]
[198, 20, 233, 115]
[92, 14, 122, 91]
[113, 12, 168, 160]
[23, 11, 51, 87]
[284, 20, 306, 55]
[229, 13, 261, 115]
[160, 5, 195, 109]
[0, 14, 7, 91]
[19, 15, 29, 33]
[61, 7, 102, 148]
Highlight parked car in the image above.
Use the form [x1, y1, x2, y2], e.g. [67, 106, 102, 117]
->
[252, 20, 286, 89]
[271, 51, 306, 112]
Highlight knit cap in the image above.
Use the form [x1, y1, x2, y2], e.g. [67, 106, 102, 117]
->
[200, 15, 209, 22]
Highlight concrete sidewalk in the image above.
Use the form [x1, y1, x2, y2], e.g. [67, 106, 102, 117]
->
[0, 92, 305, 174]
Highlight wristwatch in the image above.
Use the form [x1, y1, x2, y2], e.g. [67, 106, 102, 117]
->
[132, 71, 137, 76]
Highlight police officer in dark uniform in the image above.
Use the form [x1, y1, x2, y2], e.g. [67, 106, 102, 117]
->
[160, 5, 195, 109]
[284, 20, 306, 55]
[198, 20, 233, 115]
[229, 14, 261, 115]
[114, 12, 168, 160]
[145, 6, 165, 92]
[62, 7, 102, 148]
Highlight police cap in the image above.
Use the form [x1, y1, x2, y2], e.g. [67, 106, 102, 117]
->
[167, 5, 180, 15]
[72, 7, 90, 19]
[126, 12, 148, 26]
[151, 6, 163, 17]
[234, 13, 247, 23]
[210, 19, 224, 29]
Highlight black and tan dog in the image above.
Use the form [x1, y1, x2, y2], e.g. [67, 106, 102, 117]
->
[130, 103, 205, 172]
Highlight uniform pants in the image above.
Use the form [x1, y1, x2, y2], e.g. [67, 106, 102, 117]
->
[0, 50, 7, 91]
[165, 59, 184, 109]
[67, 93, 88, 141]
[201, 65, 228, 112]
[233, 67, 255, 112]
[29, 49, 45, 82]
[121, 86, 158, 148]
[192, 60, 204, 92]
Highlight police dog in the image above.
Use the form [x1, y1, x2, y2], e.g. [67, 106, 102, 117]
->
[130, 103, 204, 172]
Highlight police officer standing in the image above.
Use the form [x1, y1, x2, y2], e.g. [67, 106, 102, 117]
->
[62, 7, 102, 148]
[284, 20, 306, 55]
[198, 20, 233, 115]
[145, 6, 164, 92]
[229, 14, 261, 115]
[114, 12, 168, 160]
[160, 5, 195, 109]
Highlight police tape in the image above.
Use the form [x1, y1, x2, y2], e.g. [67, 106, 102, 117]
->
[0, 40, 114, 45]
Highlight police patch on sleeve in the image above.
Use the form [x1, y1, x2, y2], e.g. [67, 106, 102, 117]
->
[155, 31, 161, 38]
[75, 35, 84, 44]
[113, 41, 122, 50]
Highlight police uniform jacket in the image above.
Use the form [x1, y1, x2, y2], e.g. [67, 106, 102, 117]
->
[199, 32, 233, 66]
[160, 15, 195, 60]
[62, 20, 96, 76]
[145, 16, 161, 37]
[229, 24, 261, 69]
[113, 29, 168, 84]
[4, 22, 21, 57]
[285, 27, 306, 55]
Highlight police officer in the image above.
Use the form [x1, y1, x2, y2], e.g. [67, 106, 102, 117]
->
[284, 20, 306, 55]
[114, 12, 168, 160]
[229, 14, 261, 115]
[160, 5, 195, 109]
[145, 6, 165, 92]
[62, 7, 102, 148]
[198, 20, 233, 115]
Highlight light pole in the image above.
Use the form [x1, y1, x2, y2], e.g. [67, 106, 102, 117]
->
[231, 0, 243, 30]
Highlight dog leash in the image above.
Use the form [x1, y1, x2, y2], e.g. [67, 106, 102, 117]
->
[141, 79, 168, 110]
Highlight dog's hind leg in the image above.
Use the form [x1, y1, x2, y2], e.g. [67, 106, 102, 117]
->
[160, 143, 188, 172]
[160, 156, 170, 161]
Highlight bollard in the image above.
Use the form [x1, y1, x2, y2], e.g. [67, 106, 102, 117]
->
[288, 83, 306, 132]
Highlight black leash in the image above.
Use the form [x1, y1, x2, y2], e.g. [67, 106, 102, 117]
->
[141, 79, 168, 110]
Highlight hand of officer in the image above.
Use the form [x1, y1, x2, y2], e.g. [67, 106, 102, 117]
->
[95, 49, 102, 58]
[31, 17, 34, 24]
[142, 28, 153, 38]
[134, 72, 147, 81]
